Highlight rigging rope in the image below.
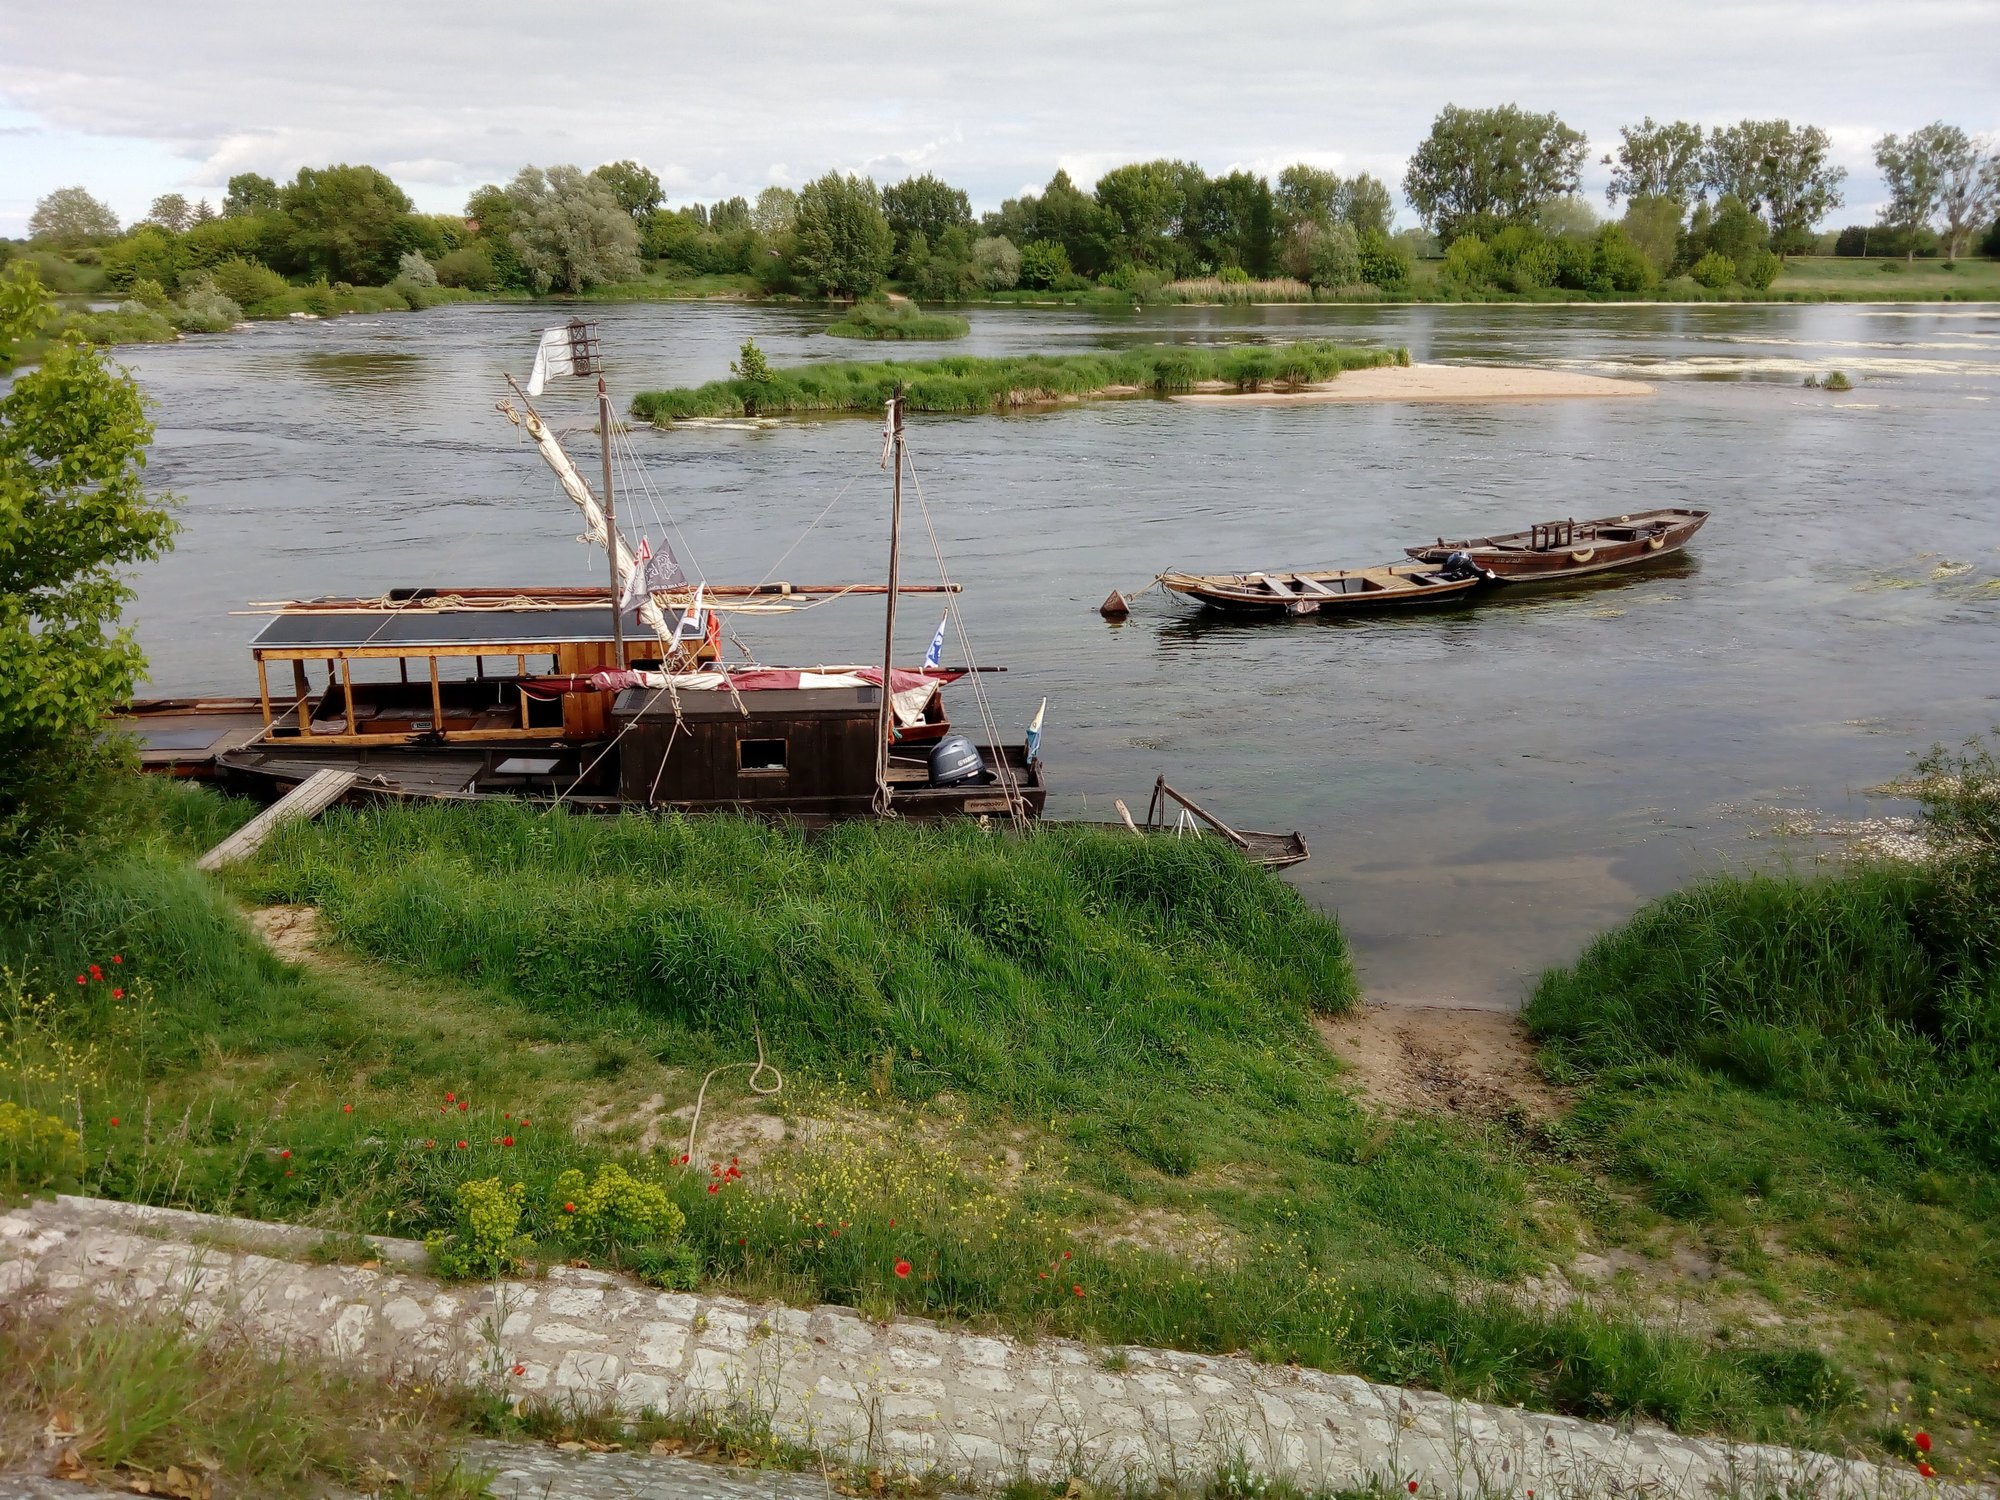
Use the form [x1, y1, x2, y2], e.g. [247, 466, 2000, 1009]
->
[683, 1024, 783, 1169]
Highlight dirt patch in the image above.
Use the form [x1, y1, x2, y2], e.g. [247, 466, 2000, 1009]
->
[573, 1087, 788, 1168]
[1317, 1003, 1563, 1121]
[247, 904, 324, 963]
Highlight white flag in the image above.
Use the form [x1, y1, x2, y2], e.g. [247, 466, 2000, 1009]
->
[923, 614, 948, 670]
[526, 325, 580, 396]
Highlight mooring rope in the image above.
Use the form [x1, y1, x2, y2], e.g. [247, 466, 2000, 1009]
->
[683, 1024, 783, 1168]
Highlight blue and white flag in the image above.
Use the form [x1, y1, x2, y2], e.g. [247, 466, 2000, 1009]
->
[1025, 698, 1046, 762]
[923, 614, 949, 671]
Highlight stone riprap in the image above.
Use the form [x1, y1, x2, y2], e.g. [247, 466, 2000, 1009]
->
[1, 1196, 1981, 1500]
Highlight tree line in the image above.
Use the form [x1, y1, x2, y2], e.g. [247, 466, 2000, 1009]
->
[12, 107, 1999, 310]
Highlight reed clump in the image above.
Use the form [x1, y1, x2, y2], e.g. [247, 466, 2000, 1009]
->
[824, 300, 969, 340]
[630, 341, 1403, 421]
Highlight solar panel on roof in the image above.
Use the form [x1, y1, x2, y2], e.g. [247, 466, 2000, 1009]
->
[249, 608, 638, 651]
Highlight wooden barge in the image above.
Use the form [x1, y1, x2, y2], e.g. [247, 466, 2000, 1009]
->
[1405, 508, 1709, 583]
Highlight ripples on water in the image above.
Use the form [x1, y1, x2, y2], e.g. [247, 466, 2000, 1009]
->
[115, 301, 2000, 1006]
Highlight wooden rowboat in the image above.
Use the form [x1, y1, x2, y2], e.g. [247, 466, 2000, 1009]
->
[1405, 508, 1708, 583]
[1062, 777, 1308, 868]
[1158, 562, 1488, 615]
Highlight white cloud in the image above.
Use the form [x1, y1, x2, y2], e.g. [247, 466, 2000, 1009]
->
[2, 0, 1996, 234]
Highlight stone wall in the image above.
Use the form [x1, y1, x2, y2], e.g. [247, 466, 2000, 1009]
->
[1, 1196, 1980, 1500]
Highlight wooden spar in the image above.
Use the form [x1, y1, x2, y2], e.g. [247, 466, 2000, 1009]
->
[872, 387, 905, 816]
[195, 768, 356, 871]
[499, 375, 673, 650]
[238, 583, 963, 614]
[1153, 778, 1251, 849]
[598, 378, 625, 665]
[1114, 798, 1142, 835]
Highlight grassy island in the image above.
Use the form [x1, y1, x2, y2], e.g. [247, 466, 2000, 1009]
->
[824, 301, 969, 340]
[631, 340, 1406, 421]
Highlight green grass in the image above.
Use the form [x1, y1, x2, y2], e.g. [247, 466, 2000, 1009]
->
[0, 781, 1906, 1455]
[1764, 254, 2000, 300]
[1525, 849, 2000, 1474]
[631, 341, 1405, 420]
[825, 300, 970, 340]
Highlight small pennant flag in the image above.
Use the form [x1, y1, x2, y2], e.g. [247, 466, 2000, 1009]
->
[1025, 698, 1046, 762]
[668, 583, 706, 650]
[923, 614, 949, 671]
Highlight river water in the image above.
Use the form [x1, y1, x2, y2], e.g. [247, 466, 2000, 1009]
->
[114, 299, 2000, 1007]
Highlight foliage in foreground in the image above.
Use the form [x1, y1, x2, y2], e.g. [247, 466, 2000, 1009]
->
[0, 1299, 485, 1498]
[632, 340, 1404, 419]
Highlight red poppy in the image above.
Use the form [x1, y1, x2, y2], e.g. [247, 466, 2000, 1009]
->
[342, 1103, 353, 1113]
[76, 976, 86, 986]
[458, 1101, 468, 1112]
[1039, 1271, 1048, 1279]
[502, 1136, 515, 1147]
[89, 965, 102, 980]
[1073, 1284, 1084, 1297]
[1919, 1462, 1936, 1479]
[563, 1202, 576, 1213]
[707, 1183, 720, 1194]
[738, 1238, 747, 1247]
[112, 955, 122, 964]
[678, 1153, 689, 1165]
[894, 1259, 912, 1279]
[1915, 1433, 1933, 1453]
[424, 1139, 435, 1149]
[455, 1140, 468, 1150]
[1061, 1250, 1071, 1260]
[112, 988, 124, 999]
[279, 1149, 291, 1159]
[520, 1118, 530, 1127]
[1408, 1485, 1419, 1495]
[504, 1112, 511, 1120]
[109, 1116, 120, 1127]
[888, 1218, 896, 1228]
[445, 1092, 455, 1103]
[511, 1363, 526, 1376]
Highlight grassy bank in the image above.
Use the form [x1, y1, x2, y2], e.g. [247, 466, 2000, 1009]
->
[631, 341, 1406, 420]
[2, 782, 1948, 1462]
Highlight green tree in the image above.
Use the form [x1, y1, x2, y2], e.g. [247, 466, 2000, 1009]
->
[1274, 164, 1342, 232]
[1703, 121, 1844, 254]
[102, 227, 185, 295]
[505, 165, 643, 293]
[1619, 194, 1684, 278]
[223, 173, 281, 218]
[1605, 119, 1705, 210]
[1882, 124, 2000, 261]
[1093, 160, 1201, 271]
[752, 186, 798, 236]
[882, 174, 972, 266]
[1689, 250, 1736, 288]
[280, 164, 417, 283]
[147, 193, 195, 233]
[1342, 175, 1394, 236]
[590, 160, 664, 222]
[791, 172, 893, 298]
[1301, 221, 1361, 288]
[1403, 104, 1588, 244]
[1017, 238, 1072, 289]
[27, 187, 121, 248]
[0, 266, 178, 880]
[1192, 170, 1274, 275]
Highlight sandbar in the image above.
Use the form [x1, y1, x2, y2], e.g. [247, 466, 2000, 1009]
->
[1170, 363, 1653, 404]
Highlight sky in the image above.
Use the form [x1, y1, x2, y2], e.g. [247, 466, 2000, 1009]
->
[3, 0, 1997, 238]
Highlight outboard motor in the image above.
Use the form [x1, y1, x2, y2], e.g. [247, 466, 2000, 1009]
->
[928, 734, 989, 788]
[1438, 549, 1481, 581]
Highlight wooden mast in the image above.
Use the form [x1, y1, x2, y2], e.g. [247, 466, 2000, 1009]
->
[872, 387, 905, 816]
[598, 377, 626, 666]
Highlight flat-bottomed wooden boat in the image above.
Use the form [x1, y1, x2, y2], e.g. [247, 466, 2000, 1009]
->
[1405, 508, 1708, 583]
[1159, 562, 1487, 615]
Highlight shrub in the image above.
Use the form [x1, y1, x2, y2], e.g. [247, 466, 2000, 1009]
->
[1356, 230, 1413, 289]
[208, 256, 289, 310]
[0, 1101, 83, 1192]
[172, 274, 243, 333]
[1017, 238, 1072, 290]
[971, 235, 1020, 290]
[552, 1162, 696, 1286]
[1823, 370, 1852, 391]
[1689, 251, 1737, 289]
[128, 277, 172, 311]
[424, 1175, 526, 1278]
[1441, 234, 1489, 286]
[434, 243, 498, 291]
[299, 280, 336, 316]
[1303, 222, 1362, 288]
[1217, 264, 1252, 284]
[825, 301, 968, 340]
[396, 250, 438, 288]
[1738, 247, 1782, 291]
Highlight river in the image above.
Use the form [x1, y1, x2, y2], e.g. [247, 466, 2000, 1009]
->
[114, 299, 2000, 1007]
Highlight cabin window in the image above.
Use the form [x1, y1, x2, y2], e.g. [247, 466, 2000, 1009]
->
[738, 737, 788, 773]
